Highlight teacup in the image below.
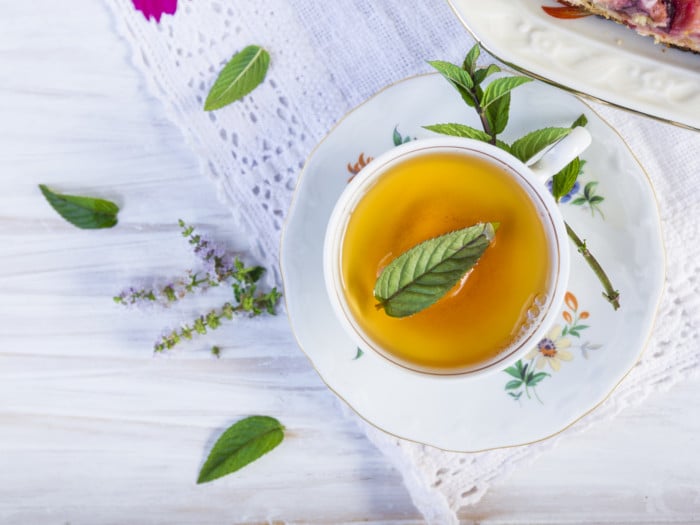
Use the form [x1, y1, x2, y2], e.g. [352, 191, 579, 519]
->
[323, 129, 590, 377]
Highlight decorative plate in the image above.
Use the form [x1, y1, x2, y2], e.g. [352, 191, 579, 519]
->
[280, 73, 664, 451]
[448, 0, 700, 130]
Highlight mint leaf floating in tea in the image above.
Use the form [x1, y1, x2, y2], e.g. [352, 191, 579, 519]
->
[374, 222, 498, 318]
[39, 184, 119, 229]
[204, 45, 270, 111]
[197, 415, 284, 484]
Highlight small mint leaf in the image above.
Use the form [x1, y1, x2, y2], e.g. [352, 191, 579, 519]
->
[473, 64, 501, 85]
[39, 185, 119, 229]
[481, 76, 532, 108]
[204, 45, 270, 111]
[428, 60, 476, 107]
[551, 157, 581, 202]
[509, 127, 571, 163]
[462, 44, 480, 75]
[571, 114, 588, 128]
[374, 223, 498, 318]
[428, 60, 474, 90]
[495, 140, 512, 154]
[485, 91, 510, 136]
[423, 123, 491, 142]
[197, 416, 284, 483]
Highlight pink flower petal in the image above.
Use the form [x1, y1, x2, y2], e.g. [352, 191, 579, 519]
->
[132, 0, 178, 22]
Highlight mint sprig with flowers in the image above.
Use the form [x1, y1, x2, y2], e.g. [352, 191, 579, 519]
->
[115, 220, 281, 354]
[425, 44, 620, 311]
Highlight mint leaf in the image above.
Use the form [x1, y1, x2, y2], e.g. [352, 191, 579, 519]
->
[473, 64, 501, 85]
[481, 76, 532, 108]
[551, 157, 581, 202]
[374, 223, 498, 318]
[485, 91, 510, 135]
[197, 415, 284, 483]
[424, 123, 510, 151]
[462, 44, 480, 75]
[428, 60, 475, 107]
[204, 45, 270, 111]
[509, 127, 571, 163]
[571, 114, 588, 128]
[39, 184, 119, 229]
[423, 123, 491, 142]
[428, 60, 474, 90]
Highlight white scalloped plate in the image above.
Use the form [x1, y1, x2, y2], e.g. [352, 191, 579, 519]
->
[280, 73, 664, 451]
[448, 0, 700, 130]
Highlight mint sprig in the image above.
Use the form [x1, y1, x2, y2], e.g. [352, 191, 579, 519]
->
[426, 45, 620, 310]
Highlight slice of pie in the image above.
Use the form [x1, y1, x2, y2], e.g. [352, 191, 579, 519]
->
[559, 0, 700, 52]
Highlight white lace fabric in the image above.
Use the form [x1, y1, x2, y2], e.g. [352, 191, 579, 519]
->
[107, 1, 700, 522]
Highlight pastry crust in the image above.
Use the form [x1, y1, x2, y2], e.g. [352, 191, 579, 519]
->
[562, 0, 700, 53]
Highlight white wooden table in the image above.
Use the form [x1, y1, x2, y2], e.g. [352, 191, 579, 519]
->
[1, 2, 699, 523]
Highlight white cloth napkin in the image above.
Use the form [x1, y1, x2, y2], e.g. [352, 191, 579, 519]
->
[107, 1, 700, 522]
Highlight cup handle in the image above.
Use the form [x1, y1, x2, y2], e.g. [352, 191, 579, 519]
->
[525, 126, 592, 182]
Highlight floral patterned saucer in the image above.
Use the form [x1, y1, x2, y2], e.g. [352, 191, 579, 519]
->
[280, 73, 664, 451]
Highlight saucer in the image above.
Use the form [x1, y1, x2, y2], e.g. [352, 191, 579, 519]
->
[280, 73, 664, 451]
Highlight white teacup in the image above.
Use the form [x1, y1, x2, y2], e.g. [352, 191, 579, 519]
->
[323, 129, 591, 377]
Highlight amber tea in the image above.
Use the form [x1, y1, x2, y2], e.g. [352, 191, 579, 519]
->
[338, 151, 554, 373]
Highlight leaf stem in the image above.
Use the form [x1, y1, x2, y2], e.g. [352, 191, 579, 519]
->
[469, 91, 495, 145]
[533, 387, 543, 405]
[565, 222, 620, 310]
[477, 108, 496, 145]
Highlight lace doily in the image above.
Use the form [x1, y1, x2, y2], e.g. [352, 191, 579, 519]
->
[107, 1, 700, 522]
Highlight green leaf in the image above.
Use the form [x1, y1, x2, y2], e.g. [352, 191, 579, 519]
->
[551, 157, 581, 202]
[374, 222, 498, 318]
[526, 372, 549, 386]
[504, 366, 524, 380]
[428, 60, 476, 107]
[204, 45, 270, 111]
[39, 184, 119, 229]
[462, 44, 480, 75]
[571, 113, 588, 128]
[495, 140, 512, 154]
[584, 181, 598, 198]
[485, 91, 510, 136]
[393, 126, 403, 147]
[509, 127, 571, 163]
[590, 196, 604, 204]
[423, 123, 491, 142]
[506, 379, 523, 390]
[197, 415, 284, 483]
[473, 64, 501, 85]
[481, 76, 532, 108]
[353, 347, 364, 360]
[428, 60, 474, 90]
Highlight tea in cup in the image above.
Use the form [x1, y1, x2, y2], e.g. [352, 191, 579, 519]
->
[324, 132, 589, 376]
